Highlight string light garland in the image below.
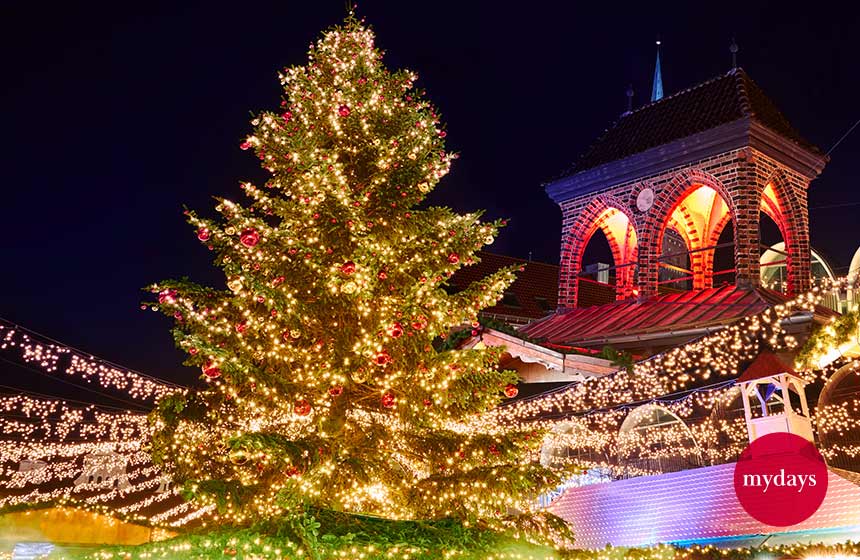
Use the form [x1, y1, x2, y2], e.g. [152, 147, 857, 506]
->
[0, 319, 179, 402]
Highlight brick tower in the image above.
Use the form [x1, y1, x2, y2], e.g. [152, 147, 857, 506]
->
[547, 69, 828, 308]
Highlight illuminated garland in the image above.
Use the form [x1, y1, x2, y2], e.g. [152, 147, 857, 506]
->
[0, 319, 179, 402]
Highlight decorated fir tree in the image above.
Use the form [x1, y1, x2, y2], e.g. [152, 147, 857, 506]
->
[149, 15, 567, 543]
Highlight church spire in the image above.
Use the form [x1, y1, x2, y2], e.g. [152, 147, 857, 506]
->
[651, 39, 663, 102]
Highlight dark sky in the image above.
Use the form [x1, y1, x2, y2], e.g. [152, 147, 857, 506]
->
[2, 1, 859, 392]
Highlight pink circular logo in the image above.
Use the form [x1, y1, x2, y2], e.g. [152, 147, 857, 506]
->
[733, 432, 828, 526]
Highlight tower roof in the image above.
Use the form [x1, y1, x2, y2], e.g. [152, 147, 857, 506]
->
[565, 68, 823, 175]
[736, 350, 797, 383]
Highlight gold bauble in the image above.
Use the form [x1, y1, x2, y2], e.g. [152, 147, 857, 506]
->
[225, 227, 236, 235]
[290, 329, 301, 339]
[227, 277, 243, 292]
[229, 449, 248, 465]
[342, 281, 357, 294]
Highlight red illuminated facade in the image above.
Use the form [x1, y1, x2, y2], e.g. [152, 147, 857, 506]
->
[548, 69, 828, 308]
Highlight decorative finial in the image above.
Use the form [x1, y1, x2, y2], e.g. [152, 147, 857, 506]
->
[651, 37, 663, 102]
[730, 37, 739, 69]
[623, 84, 634, 116]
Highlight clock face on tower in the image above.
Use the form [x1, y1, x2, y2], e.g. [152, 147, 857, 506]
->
[636, 187, 655, 212]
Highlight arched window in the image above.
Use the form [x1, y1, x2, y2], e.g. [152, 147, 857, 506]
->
[617, 404, 703, 476]
[576, 206, 638, 306]
[658, 184, 733, 292]
[817, 362, 860, 471]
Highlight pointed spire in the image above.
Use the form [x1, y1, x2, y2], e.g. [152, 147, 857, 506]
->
[622, 84, 634, 116]
[651, 38, 663, 102]
[730, 37, 739, 69]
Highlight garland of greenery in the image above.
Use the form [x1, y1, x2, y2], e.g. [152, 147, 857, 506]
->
[44, 516, 860, 560]
[796, 310, 859, 369]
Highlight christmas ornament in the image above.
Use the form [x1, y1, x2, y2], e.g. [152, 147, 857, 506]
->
[328, 385, 344, 397]
[290, 329, 301, 339]
[504, 383, 518, 398]
[375, 350, 392, 366]
[340, 261, 356, 275]
[228, 449, 248, 465]
[294, 400, 312, 416]
[388, 322, 404, 338]
[158, 289, 177, 304]
[227, 277, 243, 292]
[197, 227, 211, 241]
[240, 228, 260, 247]
[381, 392, 395, 408]
[377, 270, 388, 280]
[272, 275, 285, 286]
[411, 316, 428, 330]
[201, 360, 221, 380]
[447, 253, 460, 264]
[342, 281, 357, 294]
[338, 104, 350, 117]
[235, 321, 247, 333]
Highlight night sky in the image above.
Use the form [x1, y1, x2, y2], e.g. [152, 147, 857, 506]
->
[2, 1, 859, 393]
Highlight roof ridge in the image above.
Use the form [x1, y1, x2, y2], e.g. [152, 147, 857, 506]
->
[731, 68, 754, 117]
[623, 68, 739, 118]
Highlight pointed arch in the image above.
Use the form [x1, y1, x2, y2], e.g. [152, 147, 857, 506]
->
[760, 169, 808, 295]
[559, 195, 639, 307]
[640, 169, 737, 294]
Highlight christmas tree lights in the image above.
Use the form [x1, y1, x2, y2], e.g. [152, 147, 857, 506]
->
[144, 14, 568, 540]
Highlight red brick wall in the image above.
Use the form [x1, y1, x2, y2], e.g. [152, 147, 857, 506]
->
[557, 147, 813, 308]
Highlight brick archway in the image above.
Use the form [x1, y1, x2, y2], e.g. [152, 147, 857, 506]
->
[760, 170, 809, 295]
[640, 169, 739, 296]
[559, 196, 639, 308]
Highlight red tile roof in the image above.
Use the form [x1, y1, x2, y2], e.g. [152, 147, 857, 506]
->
[448, 252, 558, 322]
[566, 68, 822, 174]
[548, 463, 860, 548]
[736, 351, 797, 383]
[520, 285, 787, 346]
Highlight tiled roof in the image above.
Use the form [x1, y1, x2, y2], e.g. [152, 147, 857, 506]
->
[548, 463, 860, 548]
[448, 252, 558, 321]
[566, 68, 822, 174]
[519, 285, 786, 347]
[736, 350, 797, 383]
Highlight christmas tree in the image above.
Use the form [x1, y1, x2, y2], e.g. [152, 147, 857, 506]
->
[148, 14, 567, 544]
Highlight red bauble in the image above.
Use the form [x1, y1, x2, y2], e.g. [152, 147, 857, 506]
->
[375, 350, 392, 366]
[489, 444, 500, 456]
[381, 392, 396, 408]
[294, 400, 312, 416]
[328, 385, 344, 397]
[377, 270, 388, 280]
[389, 322, 404, 338]
[282, 111, 293, 122]
[338, 104, 351, 117]
[158, 289, 177, 304]
[272, 275, 285, 286]
[423, 398, 433, 407]
[235, 321, 247, 333]
[201, 360, 221, 380]
[239, 142, 251, 151]
[503, 383, 518, 398]
[340, 261, 356, 275]
[197, 227, 211, 241]
[447, 253, 460, 264]
[240, 228, 260, 247]
[411, 316, 428, 330]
